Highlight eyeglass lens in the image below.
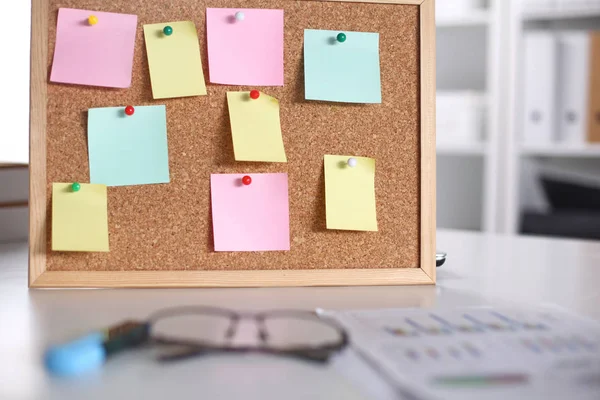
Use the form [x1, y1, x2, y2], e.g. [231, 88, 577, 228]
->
[151, 312, 343, 350]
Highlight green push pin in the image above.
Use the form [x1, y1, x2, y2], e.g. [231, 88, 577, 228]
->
[336, 32, 346, 43]
[71, 182, 81, 192]
[163, 26, 173, 36]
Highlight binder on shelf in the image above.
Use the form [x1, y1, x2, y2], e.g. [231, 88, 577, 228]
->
[0, 207, 28, 243]
[436, 91, 486, 146]
[588, 32, 600, 143]
[436, 0, 485, 19]
[0, 166, 28, 205]
[557, 32, 589, 145]
[522, 32, 558, 146]
[523, 0, 557, 12]
[0, 166, 28, 243]
[557, 0, 599, 12]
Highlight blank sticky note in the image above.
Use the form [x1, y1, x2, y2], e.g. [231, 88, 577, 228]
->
[227, 92, 287, 162]
[50, 8, 137, 88]
[324, 155, 378, 231]
[52, 183, 109, 252]
[206, 8, 284, 86]
[210, 173, 290, 252]
[304, 29, 381, 104]
[143, 21, 207, 99]
[88, 106, 170, 187]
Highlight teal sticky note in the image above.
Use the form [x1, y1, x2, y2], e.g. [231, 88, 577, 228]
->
[304, 29, 381, 104]
[88, 105, 170, 187]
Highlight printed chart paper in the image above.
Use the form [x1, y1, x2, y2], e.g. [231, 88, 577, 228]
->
[52, 183, 109, 252]
[210, 173, 290, 252]
[227, 91, 287, 162]
[324, 155, 378, 231]
[50, 8, 137, 88]
[330, 307, 600, 400]
[143, 21, 207, 99]
[88, 105, 170, 187]
[304, 29, 381, 103]
[206, 8, 284, 86]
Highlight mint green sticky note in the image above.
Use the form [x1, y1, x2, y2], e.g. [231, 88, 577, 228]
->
[88, 105, 170, 187]
[304, 29, 381, 104]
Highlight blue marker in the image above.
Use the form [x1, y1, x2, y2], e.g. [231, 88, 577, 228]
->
[44, 332, 106, 377]
[44, 321, 148, 377]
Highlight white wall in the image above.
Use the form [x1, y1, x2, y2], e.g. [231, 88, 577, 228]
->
[0, 3, 30, 243]
[0, 2, 31, 165]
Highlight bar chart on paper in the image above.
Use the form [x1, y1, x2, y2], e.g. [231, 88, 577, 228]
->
[330, 307, 600, 400]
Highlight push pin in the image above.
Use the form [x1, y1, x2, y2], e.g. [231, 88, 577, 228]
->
[249, 90, 260, 100]
[242, 175, 252, 186]
[336, 33, 346, 43]
[125, 105, 135, 116]
[347, 158, 357, 168]
[163, 26, 173, 36]
[71, 182, 81, 192]
[88, 15, 98, 26]
[235, 11, 245, 21]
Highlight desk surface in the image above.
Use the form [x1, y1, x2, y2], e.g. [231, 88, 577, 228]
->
[1, 230, 599, 400]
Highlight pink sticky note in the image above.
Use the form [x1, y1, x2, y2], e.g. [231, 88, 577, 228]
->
[50, 8, 137, 88]
[206, 8, 284, 86]
[210, 173, 290, 252]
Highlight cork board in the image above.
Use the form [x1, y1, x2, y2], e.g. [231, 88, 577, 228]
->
[29, 0, 437, 287]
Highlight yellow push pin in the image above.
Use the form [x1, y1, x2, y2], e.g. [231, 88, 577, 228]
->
[88, 15, 98, 26]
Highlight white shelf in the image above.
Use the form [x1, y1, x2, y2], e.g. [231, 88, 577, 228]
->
[437, 142, 487, 156]
[520, 144, 600, 158]
[523, 7, 600, 21]
[436, 12, 490, 28]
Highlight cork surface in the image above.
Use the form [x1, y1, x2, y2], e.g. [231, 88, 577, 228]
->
[45, 0, 421, 272]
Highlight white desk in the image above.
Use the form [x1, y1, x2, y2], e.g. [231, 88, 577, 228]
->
[1, 230, 599, 400]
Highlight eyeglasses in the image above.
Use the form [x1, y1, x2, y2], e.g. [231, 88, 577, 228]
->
[46, 306, 349, 377]
[106, 306, 349, 364]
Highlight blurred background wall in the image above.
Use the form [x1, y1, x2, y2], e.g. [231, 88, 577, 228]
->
[437, 0, 600, 240]
[1, 0, 600, 243]
[0, 1, 30, 243]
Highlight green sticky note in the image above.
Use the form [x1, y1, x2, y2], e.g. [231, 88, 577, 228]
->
[88, 105, 170, 187]
[52, 183, 109, 252]
[304, 29, 381, 104]
[324, 155, 378, 231]
[227, 91, 287, 162]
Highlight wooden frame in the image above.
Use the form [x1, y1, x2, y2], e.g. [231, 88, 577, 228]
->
[29, 0, 436, 288]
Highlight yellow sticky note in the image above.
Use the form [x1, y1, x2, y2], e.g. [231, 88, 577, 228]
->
[227, 91, 287, 162]
[143, 21, 207, 99]
[324, 155, 378, 231]
[51, 183, 109, 252]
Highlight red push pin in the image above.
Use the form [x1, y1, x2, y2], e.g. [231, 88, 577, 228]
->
[125, 105, 135, 116]
[249, 90, 260, 100]
[242, 175, 252, 186]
